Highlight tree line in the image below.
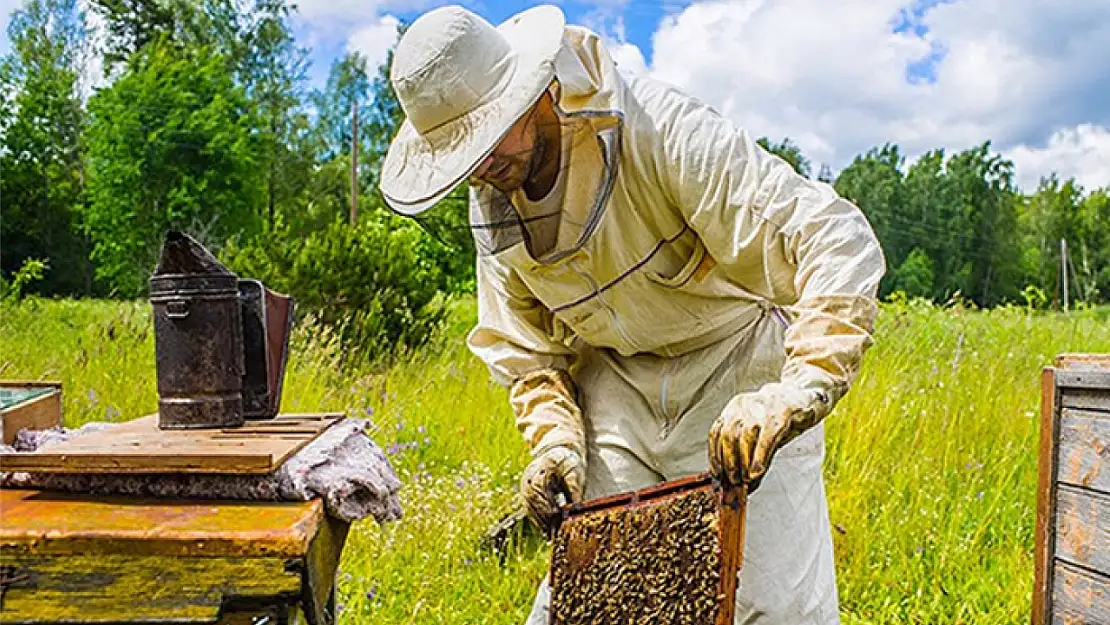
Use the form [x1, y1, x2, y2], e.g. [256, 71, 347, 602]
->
[1, 0, 1106, 351]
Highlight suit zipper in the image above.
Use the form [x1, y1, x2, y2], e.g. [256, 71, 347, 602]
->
[659, 367, 673, 439]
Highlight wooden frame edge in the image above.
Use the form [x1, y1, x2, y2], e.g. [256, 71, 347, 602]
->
[1031, 366, 1059, 625]
[714, 483, 746, 625]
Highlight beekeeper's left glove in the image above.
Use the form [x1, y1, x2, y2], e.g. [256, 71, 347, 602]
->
[520, 445, 585, 534]
[708, 381, 831, 491]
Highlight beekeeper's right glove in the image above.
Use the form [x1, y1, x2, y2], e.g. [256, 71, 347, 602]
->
[520, 445, 586, 534]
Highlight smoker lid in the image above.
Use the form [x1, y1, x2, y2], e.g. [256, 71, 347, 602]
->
[153, 231, 235, 277]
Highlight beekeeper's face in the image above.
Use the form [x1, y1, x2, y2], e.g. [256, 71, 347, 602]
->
[472, 96, 548, 193]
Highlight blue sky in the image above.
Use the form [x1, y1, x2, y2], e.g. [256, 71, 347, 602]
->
[292, 0, 1110, 190]
[291, 0, 684, 89]
[3, 0, 1109, 189]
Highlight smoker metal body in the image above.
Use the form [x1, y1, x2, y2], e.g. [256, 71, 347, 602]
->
[151, 271, 245, 429]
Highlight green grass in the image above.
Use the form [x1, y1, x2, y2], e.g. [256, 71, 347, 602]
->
[2, 296, 1108, 624]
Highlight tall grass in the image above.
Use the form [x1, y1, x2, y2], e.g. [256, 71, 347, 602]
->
[2, 297, 1107, 624]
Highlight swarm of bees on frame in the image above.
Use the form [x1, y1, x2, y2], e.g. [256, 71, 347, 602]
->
[550, 488, 725, 624]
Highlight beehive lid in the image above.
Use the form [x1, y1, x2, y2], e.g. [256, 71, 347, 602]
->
[0, 412, 343, 475]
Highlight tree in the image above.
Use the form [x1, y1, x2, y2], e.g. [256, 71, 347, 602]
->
[757, 136, 811, 178]
[943, 143, 1023, 306]
[836, 142, 1026, 306]
[358, 43, 477, 292]
[363, 47, 404, 193]
[236, 0, 312, 229]
[834, 144, 906, 297]
[0, 0, 93, 295]
[1022, 177, 1110, 305]
[88, 0, 178, 71]
[892, 247, 934, 298]
[1076, 189, 1110, 301]
[311, 52, 372, 162]
[83, 38, 263, 296]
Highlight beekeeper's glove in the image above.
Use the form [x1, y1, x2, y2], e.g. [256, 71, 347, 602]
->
[510, 368, 587, 533]
[709, 381, 831, 491]
[520, 445, 585, 534]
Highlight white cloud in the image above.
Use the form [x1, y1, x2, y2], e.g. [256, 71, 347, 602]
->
[609, 40, 647, 78]
[289, 0, 424, 79]
[346, 14, 400, 74]
[1010, 124, 1110, 191]
[640, 0, 1110, 190]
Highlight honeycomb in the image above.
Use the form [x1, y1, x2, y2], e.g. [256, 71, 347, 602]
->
[550, 486, 727, 624]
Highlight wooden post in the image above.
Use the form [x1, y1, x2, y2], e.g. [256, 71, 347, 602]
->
[350, 100, 359, 226]
[1060, 238, 1068, 312]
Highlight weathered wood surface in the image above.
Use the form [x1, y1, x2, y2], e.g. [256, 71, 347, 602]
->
[1056, 370, 1110, 391]
[0, 553, 302, 622]
[302, 514, 350, 625]
[1060, 390, 1110, 413]
[0, 489, 349, 624]
[1055, 485, 1110, 575]
[1051, 561, 1110, 625]
[1033, 367, 1059, 625]
[1057, 354, 1110, 369]
[1036, 354, 1110, 625]
[0, 489, 324, 557]
[1057, 409, 1110, 495]
[1, 382, 62, 446]
[1056, 355, 1110, 413]
[0, 412, 342, 474]
[716, 483, 747, 625]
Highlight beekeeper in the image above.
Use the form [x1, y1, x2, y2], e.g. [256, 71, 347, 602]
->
[380, 5, 885, 624]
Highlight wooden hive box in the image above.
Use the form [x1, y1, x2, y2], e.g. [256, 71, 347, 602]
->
[1, 381, 62, 446]
[1033, 354, 1110, 624]
[550, 474, 746, 625]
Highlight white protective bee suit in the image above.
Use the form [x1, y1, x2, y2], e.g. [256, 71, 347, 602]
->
[463, 26, 886, 625]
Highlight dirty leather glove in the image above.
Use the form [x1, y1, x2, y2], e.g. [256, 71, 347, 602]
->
[708, 381, 831, 491]
[520, 445, 586, 534]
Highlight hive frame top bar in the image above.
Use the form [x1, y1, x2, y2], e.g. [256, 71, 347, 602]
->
[561, 472, 722, 519]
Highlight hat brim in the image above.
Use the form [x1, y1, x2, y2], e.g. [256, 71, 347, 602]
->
[380, 5, 566, 216]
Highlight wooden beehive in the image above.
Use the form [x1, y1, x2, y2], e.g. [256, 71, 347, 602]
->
[1033, 354, 1110, 625]
[1, 381, 62, 446]
[550, 474, 746, 625]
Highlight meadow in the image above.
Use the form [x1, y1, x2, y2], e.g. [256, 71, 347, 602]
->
[2, 297, 1108, 624]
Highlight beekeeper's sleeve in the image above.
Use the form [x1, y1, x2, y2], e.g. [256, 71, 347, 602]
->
[642, 78, 886, 417]
[467, 250, 586, 459]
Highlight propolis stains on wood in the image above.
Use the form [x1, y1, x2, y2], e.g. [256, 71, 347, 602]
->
[550, 474, 746, 625]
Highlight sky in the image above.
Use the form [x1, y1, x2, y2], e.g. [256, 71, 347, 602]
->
[2, 0, 1109, 191]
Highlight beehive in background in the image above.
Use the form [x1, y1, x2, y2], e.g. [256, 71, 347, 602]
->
[550, 474, 746, 625]
[1033, 354, 1110, 625]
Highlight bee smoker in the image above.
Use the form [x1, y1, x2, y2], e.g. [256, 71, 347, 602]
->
[150, 231, 293, 429]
